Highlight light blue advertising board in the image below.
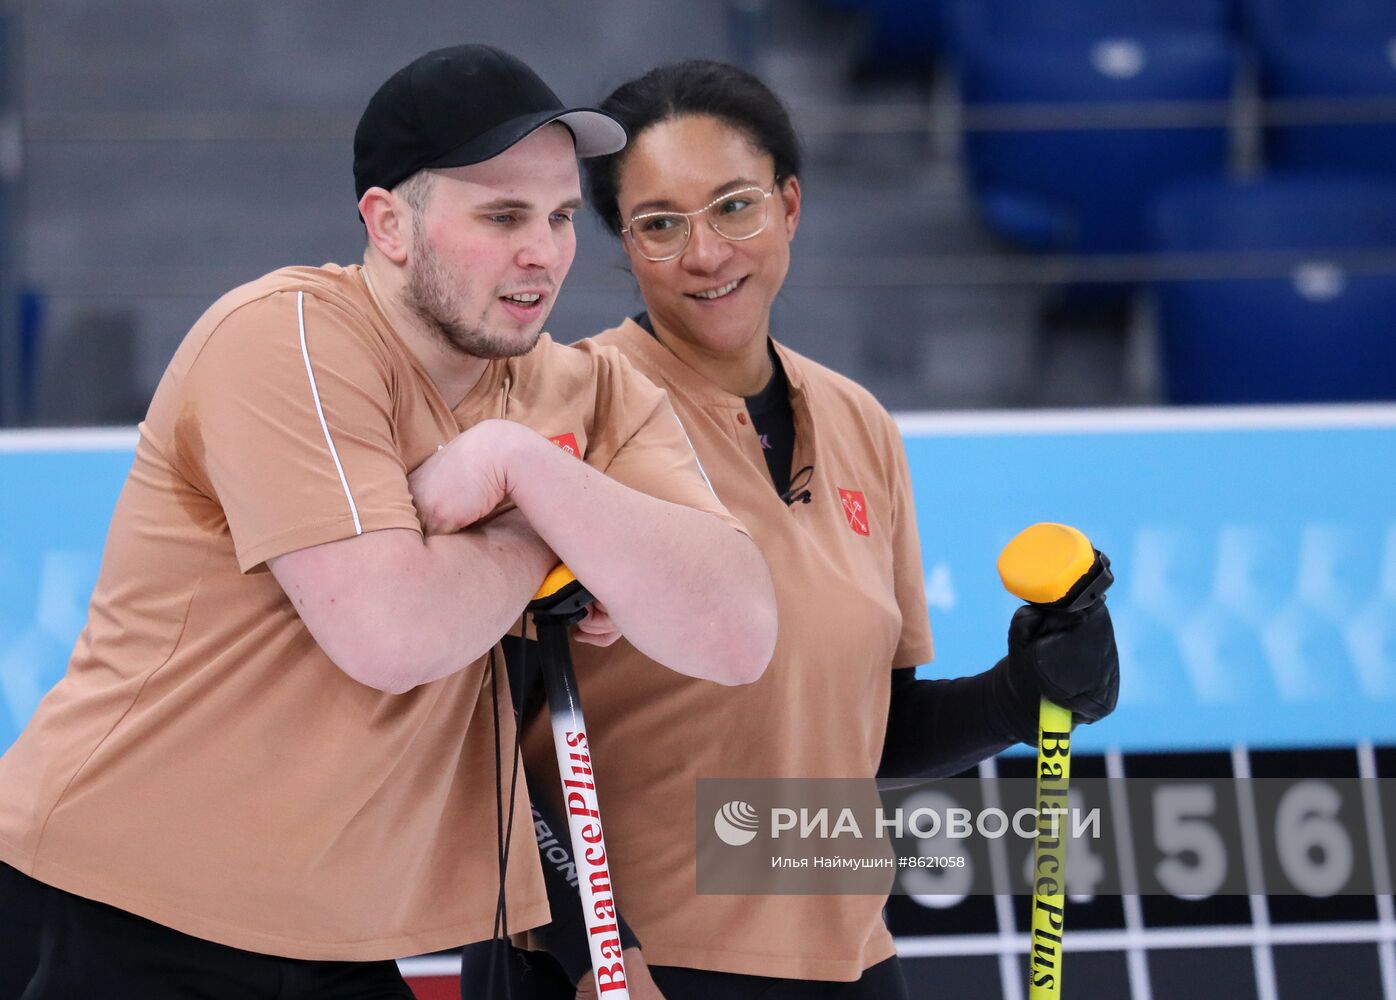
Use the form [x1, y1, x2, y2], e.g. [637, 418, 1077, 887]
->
[2, 406, 1394, 755]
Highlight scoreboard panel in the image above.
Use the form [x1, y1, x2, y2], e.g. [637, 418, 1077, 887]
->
[886, 746, 1396, 1000]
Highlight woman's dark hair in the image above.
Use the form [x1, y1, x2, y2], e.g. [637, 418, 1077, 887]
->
[585, 60, 802, 235]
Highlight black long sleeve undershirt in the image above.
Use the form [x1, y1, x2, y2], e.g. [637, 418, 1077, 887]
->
[876, 659, 1040, 788]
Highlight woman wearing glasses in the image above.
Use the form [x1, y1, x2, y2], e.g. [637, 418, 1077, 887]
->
[463, 61, 1119, 999]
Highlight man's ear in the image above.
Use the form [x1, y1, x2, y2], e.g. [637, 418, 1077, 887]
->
[360, 188, 412, 265]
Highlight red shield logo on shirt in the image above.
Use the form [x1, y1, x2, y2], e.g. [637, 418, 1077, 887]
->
[838, 488, 870, 536]
[549, 433, 581, 458]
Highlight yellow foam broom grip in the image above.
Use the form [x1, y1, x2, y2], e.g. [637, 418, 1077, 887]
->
[533, 564, 578, 602]
[997, 523, 1094, 606]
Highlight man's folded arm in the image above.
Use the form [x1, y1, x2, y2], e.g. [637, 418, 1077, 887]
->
[411, 417, 777, 687]
[268, 510, 555, 694]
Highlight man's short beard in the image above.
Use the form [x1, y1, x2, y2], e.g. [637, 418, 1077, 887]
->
[403, 234, 545, 361]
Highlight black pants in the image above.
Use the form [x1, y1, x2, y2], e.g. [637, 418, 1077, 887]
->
[460, 940, 910, 999]
[0, 863, 415, 1000]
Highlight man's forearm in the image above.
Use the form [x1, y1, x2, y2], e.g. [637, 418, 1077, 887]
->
[502, 430, 776, 685]
[390, 513, 558, 689]
[273, 513, 555, 693]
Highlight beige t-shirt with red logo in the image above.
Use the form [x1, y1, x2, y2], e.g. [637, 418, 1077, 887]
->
[521, 319, 935, 981]
[0, 267, 741, 962]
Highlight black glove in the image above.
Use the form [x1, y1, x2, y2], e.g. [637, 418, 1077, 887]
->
[999, 599, 1119, 744]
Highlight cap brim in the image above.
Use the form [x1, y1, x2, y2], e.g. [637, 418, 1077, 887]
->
[426, 107, 626, 171]
[550, 108, 628, 157]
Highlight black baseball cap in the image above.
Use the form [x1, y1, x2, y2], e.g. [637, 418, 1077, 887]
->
[353, 45, 627, 201]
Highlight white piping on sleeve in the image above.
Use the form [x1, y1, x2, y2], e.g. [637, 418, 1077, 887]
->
[670, 411, 716, 497]
[296, 291, 363, 535]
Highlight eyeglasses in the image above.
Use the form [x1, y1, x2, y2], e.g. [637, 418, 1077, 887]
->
[621, 183, 779, 262]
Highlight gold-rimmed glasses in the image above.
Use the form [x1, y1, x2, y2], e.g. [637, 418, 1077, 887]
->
[621, 183, 779, 262]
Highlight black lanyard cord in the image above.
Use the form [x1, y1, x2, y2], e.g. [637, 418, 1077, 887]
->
[485, 634, 525, 1000]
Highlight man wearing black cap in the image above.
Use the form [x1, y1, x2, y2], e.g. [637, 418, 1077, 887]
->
[0, 46, 775, 999]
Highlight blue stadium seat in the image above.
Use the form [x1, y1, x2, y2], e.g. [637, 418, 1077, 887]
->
[1243, 0, 1396, 51]
[1147, 173, 1396, 403]
[959, 31, 1236, 255]
[1260, 34, 1396, 174]
[948, 0, 1235, 54]
[853, 0, 946, 77]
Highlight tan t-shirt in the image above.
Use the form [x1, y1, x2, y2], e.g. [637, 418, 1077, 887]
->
[521, 319, 935, 981]
[0, 268, 741, 962]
